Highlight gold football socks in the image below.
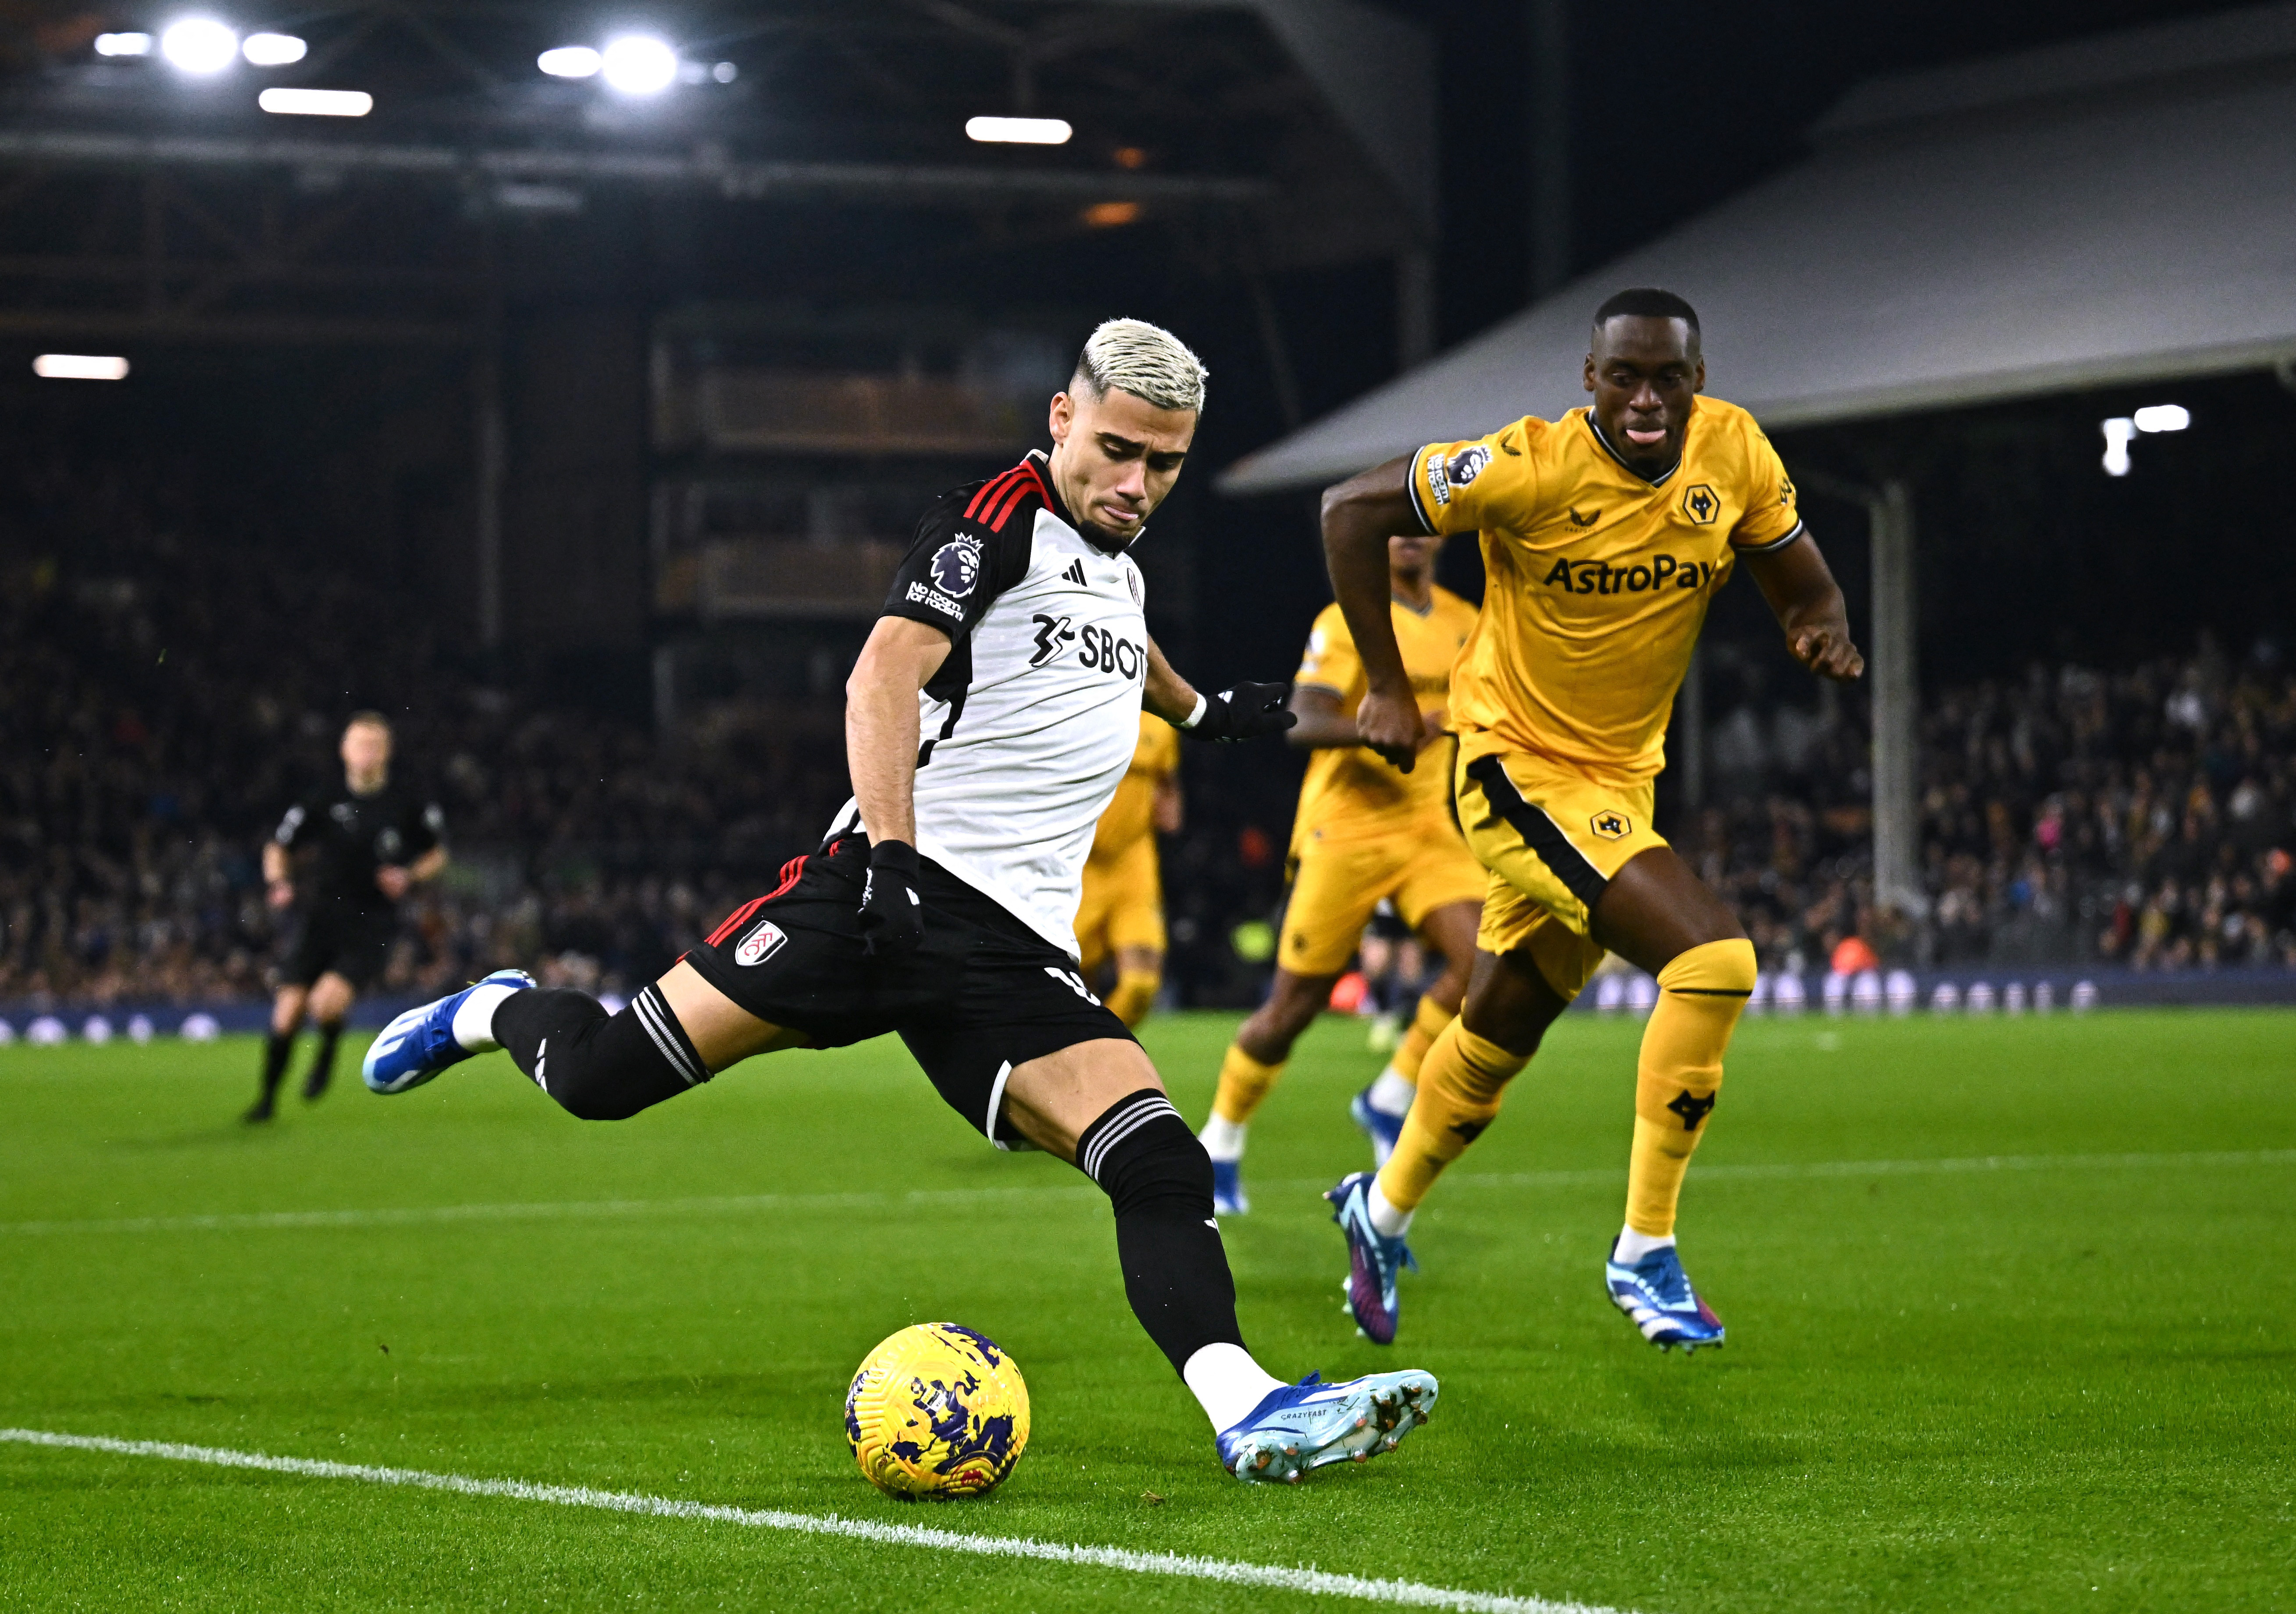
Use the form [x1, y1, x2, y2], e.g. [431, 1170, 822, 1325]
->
[1199, 1044, 1283, 1162]
[1623, 938, 1757, 1237]
[1372, 1019, 1529, 1225]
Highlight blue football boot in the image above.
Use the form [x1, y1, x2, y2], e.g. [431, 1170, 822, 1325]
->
[1211, 1158, 1249, 1217]
[1348, 1085, 1408, 1166]
[1216, 1368, 1439, 1483]
[362, 970, 535, 1095]
[1326, 1170, 1417, 1345]
[1604, 1237, 1726, 1352]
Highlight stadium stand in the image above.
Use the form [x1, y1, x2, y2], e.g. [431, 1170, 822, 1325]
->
[1685, 641, 2296, 973]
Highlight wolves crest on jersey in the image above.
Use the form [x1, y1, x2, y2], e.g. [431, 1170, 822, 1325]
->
[835, 450, 1151, 958]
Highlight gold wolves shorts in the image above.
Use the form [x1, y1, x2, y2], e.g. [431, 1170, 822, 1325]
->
[1454, 750, 1667, 1001]
[1075, 835, 1165, 973]
[1278, 822, 1486, 976]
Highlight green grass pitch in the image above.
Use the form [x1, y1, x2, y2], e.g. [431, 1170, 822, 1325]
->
[3, 1008, 2292, 1611]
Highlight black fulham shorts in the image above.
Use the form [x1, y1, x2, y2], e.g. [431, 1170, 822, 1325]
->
[685, 835, 1134, 1146]
[283, 903, 398, 991]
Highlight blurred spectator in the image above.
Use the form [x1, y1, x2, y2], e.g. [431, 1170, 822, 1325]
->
[1683, 638, 2296, 973]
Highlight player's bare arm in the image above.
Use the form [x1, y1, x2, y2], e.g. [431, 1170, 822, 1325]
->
[1141, 637, 1199, 725]
[1285, 685, 1362, 748]
[1319, 459, 1428, 769]
[845, 615, 953, 848]
[1745, 533, 1865, 681]
[1145, 634, 1298, 741]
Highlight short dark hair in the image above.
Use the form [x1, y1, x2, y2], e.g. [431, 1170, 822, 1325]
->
[1593, 288, 1700, 339]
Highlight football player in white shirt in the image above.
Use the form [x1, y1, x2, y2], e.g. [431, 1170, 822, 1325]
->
[364, 320, 1438, 1484]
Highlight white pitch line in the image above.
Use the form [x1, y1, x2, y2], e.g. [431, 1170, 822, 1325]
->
[3, 1148, 2288, 1238]
[0, 1428, 1628, 1614]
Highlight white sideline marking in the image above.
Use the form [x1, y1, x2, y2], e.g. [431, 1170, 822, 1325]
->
[0, 1428, 1627, 1614]
[3, 1148, 2289, 1238]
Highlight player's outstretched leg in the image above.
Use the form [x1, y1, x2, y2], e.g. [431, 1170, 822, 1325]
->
[366, 972, 729, 1126]
[1604, 937, 1754, 1351]
[362, 969, 536, 1094]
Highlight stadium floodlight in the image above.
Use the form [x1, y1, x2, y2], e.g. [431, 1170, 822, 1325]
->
[259, 88, 372, 117]
[600, 34, 678, 95]
[2101, 417, 2136, 477]
[2133, 403, 2190, 433]
[33, 354, 131, 381]
[159, 18, 240, 75]
[241, 32, 307, 67]
[95, 32, 153, 57]
[537, 45, 602, 79]
[966, 116, 1073, 145]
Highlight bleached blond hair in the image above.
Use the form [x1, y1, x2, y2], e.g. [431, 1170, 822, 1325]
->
[1071, 317, 1208, 414]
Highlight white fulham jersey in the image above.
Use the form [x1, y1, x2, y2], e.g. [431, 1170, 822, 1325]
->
[833, 450, 1154, 956]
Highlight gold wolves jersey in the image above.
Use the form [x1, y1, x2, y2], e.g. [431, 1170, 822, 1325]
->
[1406, 396, 1802, 783]
[1089, 713, 1182, 863]
[1292, 587, 1478, 844]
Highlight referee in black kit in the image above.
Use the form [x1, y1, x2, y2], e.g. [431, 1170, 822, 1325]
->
[247, 712, 446, 1122]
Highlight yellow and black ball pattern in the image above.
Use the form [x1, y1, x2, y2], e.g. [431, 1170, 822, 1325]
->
[845, 1323, 1030, 1500]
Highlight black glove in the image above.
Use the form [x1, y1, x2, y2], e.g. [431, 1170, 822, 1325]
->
[858, 838, 925, 958]
[1183, 681, 1298, 742]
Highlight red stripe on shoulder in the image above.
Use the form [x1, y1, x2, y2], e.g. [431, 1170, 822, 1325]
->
[987, 462, 1050, 532]
[964, 466, 1027, 521]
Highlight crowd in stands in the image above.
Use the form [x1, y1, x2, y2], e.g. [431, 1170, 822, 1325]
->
[1683, 637, 2296, 974]
[0, 442, 855, 1010]
[4, 438, 2292, 1011]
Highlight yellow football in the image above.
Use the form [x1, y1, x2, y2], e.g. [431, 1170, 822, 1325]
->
[844, 1323, 1030, 1500]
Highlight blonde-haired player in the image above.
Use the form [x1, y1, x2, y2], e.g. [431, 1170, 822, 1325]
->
[1077, 712, 1184, 1026]
[1319, 288, 1864, 1350]
[1198, 533, 1482, 1215]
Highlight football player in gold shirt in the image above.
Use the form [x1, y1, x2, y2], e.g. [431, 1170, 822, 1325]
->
[1197, 533, 1483, 1215]
[1318, 289, 1864, 1350]
[1076, 713, 1184, 1026]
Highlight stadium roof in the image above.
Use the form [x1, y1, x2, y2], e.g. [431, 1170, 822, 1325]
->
[1219, 2, 2296, 494]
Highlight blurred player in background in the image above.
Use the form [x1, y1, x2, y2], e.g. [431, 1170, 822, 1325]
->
[1074, 712, 1183, 1026]
[1197, 532, 1481, 1215]
[1319, 289, 1862, 1350]
[247, 712, 445, 1122]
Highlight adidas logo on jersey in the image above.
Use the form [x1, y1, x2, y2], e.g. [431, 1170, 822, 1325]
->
[1062, 558, 1088, 586]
